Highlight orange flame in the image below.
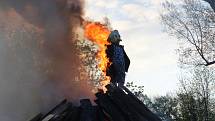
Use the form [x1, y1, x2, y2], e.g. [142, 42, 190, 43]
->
[84, 22, 111, 91]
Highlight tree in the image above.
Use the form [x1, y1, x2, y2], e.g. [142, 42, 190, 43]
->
[77, 37, 101, 86]
[125, 82, 150, 105]
[126, 82, 181, 121]
[161, 1, 215, 120]
[152, 95, 181, 121]
[161, 0, 215, 66]
[203, 0, 215, 12]
[178, 66, 215, 121]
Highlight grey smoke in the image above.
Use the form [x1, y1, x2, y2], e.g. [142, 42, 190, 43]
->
[0, 0, 94, 121]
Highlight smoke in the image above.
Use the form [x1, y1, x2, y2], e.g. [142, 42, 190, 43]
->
[0, 0, 94, 121]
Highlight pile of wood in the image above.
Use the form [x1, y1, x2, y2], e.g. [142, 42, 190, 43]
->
[30, 84, 161, 121]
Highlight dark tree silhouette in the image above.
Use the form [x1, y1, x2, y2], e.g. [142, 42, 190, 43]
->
[204, 0, 215, 12]
[161, 0, 215, 66]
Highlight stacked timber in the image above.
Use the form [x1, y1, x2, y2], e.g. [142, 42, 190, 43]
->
[30, 84, 161, 121]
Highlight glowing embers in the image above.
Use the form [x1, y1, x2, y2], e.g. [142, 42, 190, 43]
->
[84, 22, 111, 91]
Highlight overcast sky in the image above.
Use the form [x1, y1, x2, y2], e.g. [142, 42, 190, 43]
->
[85, 0, 180, 96]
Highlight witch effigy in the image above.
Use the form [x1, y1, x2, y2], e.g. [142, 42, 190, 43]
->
[106, 30, 130, 87]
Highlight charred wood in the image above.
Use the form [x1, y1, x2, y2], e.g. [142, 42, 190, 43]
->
[41, 99, 67, 120]
[29, 84, 161, 121]
[106, 85, 149, 121]
[80, 99, 96, 121]
[30, 113, 43, 121]
[63, 106, 81, 121]
[121, 86, 162, 121]
[95, 92, 128, 121]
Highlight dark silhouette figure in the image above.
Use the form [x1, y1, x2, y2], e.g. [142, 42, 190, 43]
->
[106, 30, 130, 86]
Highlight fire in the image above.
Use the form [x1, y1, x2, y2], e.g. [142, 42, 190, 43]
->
[84, 22, 111, 91]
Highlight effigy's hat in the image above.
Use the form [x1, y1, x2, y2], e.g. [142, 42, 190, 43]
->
[108, 30, 122, 43]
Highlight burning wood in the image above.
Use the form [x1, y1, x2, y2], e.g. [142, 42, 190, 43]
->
[30, 85, 161, 121]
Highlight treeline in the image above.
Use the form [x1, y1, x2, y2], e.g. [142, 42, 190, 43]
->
[126, 67, 215, 121]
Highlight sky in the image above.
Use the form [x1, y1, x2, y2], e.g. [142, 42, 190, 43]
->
[85, 0, 180, 96]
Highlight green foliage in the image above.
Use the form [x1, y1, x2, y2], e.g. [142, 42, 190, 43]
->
[152, 95, 180, 121]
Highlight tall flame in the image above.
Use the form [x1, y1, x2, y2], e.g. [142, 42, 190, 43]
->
[84, 22, 111, 91]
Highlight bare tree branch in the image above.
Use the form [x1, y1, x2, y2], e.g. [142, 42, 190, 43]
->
[203, 0, 215, 12]
[161, 0, 215, 66]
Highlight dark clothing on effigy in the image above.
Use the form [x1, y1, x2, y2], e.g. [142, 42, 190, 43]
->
[106, 43, 130, 85]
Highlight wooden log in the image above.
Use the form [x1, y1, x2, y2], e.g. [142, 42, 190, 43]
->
[121, 85, 162, 121]
[121, 86, 146, 105]
[29, 113, 43, 121]
[95, 92, 128, 121]
[106, 84, 148, 121]
[40, 99, 67, 120]
[63, 106, 81, 121]
[94, 106, 107, 121]
[80, 99, 95, 121]
[47, 103, 71, 121]
[105, 84, 161, 121]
